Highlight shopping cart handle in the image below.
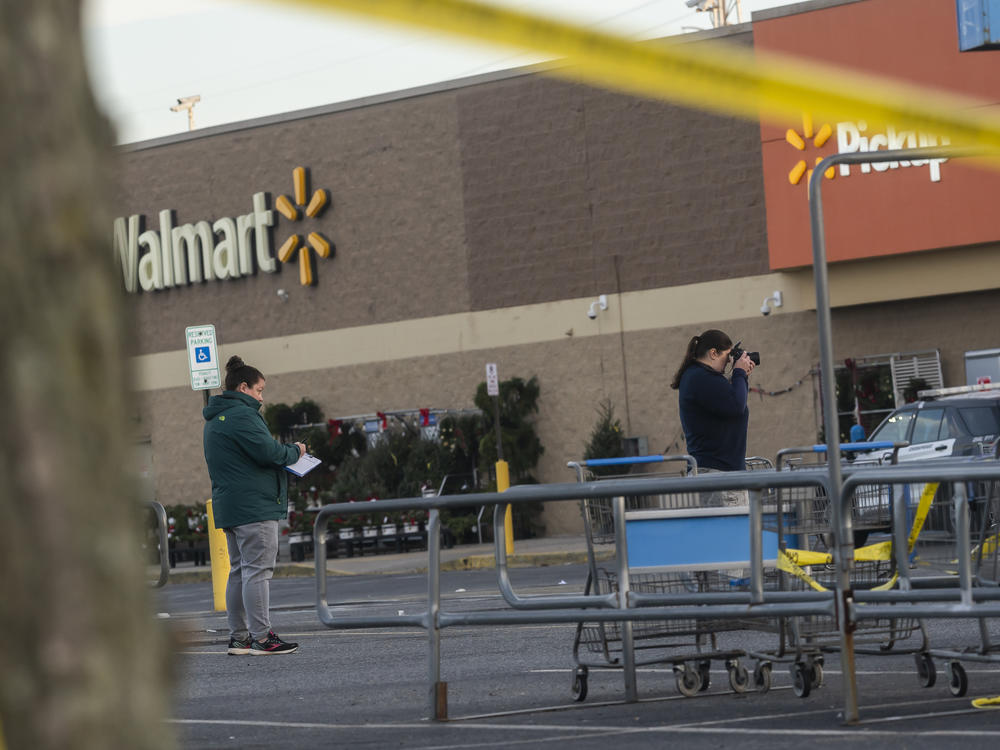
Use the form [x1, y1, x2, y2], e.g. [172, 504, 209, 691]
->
[581, 455, 671, 467]
[811, 441, 897, 452]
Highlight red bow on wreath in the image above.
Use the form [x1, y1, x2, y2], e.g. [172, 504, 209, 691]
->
[327, 419, 342, 443]
[419, 408, 430, 427]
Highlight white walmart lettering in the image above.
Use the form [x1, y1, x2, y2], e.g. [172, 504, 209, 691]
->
[836, 121, 949, 182]
[113, 192, 275, 293]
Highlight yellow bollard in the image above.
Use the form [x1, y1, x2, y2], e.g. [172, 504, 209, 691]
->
[496, 460, 513, 556]
[205, 499, 230, 612]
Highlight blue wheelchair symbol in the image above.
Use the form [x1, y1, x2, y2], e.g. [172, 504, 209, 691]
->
[195, 346, 211, 363]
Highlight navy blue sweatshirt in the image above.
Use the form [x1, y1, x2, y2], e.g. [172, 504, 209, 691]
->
[678, 362, 749, 471]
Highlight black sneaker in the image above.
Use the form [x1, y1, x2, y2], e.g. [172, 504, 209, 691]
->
[227, 635, 252, 655]
[249, 630, 298, 655]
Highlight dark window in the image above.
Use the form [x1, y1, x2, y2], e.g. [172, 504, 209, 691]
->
[958, 407, 1000, 439]
[911, 408, 944, 443]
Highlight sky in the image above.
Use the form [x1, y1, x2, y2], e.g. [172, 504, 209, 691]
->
[82, 0, 802, 145]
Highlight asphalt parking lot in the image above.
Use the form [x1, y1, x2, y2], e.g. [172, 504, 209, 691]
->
[156, 564, 1000, 749]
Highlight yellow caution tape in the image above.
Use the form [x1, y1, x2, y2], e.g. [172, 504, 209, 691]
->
[284, 0, 1000, 159]
[871, 572, 899, 592]
[778, 483, 937, 592]
[855, 540, 893, 562]
[907, 483, 939, 553]
[971, 532, 1000, 562]
[781, 548, 832, 567]
[782, 540, 892, 568]
[778, 548, 827, 592]
[871, 483, 940, 590]
[972, 696, 1000, 709]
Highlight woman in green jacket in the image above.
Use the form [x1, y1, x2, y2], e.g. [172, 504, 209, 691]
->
[203, 356, 305, 655]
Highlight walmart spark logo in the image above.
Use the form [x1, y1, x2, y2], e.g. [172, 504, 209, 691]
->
[786, 114, 836, 186]
[275, 167, 332, 285]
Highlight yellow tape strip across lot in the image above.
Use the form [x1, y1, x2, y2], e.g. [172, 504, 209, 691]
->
[777, 482, 940, 592]
[283, 0, 1000, 159]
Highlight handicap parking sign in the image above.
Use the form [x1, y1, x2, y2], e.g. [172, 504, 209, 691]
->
[185, 324, 221, 391]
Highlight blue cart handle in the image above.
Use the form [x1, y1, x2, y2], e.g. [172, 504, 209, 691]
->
[582, 455, 673, 467]
[811, 441, 897, 452]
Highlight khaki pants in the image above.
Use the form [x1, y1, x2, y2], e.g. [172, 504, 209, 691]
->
[699, 467, 749, 507]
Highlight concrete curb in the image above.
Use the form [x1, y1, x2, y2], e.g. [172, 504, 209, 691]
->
[164, 549, 610, 584]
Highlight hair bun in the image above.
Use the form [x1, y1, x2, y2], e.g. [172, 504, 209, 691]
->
[226, 355, 245, 371]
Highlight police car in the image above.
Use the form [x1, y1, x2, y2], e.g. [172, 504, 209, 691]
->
[861, 383, 1000, 541]
[866, 383, 1000, 461]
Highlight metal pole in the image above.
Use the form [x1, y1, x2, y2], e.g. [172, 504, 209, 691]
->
[147, 501, 170, 588]
[955, 482, 973, 608]
[749, 489, 764, 604]
[613, 495, 637, 701]
[426, 509, 446, 720]
[892, 483, 911, 591]
[808, 158, 857, 724]
[809, 145, 975, 725]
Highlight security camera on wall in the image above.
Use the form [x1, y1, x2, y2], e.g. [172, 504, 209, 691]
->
[587, 294, 608, 320]
[760, 291, 783, 317]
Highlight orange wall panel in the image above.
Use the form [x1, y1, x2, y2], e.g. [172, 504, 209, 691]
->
[755, 0, 1000, 269]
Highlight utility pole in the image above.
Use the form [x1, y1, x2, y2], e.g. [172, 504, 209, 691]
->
[685, 0, 743, 28]
[170, 95, 201, 131]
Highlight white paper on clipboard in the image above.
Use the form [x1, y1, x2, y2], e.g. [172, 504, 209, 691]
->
[285, 453, 322, 477]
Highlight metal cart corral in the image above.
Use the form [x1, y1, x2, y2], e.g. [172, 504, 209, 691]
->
[752, 442, 924, 697]
[566, 455, 779, 701]
[897, 443, 1000, 696]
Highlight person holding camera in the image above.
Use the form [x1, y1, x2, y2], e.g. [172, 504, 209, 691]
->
[670, 329, 756, 486]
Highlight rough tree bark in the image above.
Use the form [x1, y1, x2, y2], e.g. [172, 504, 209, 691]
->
[0, 1, 173, 748]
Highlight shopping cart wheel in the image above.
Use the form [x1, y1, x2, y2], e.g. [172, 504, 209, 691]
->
[791, 662, 812, 698]
[948, 662, 968, 698]
[676, 664, 702, 697]
[809, 660, 824, 689]
[915, 653, 937, 688]
[727, 661, 750, 694]
[698, 659, 712, 692]
[753, 662, 772, 694]
[571, 667, 589, 703]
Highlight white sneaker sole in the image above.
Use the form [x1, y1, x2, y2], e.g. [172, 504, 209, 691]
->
[249, 647, 298, 655]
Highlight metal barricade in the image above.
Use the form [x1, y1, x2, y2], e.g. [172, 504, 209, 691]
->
[881, 443, 1000, 696]
[751, 443, 922, 697]
[147, 501, 170, 588]
[315, 469, 837, 720]
[309, 459, 1000, 723]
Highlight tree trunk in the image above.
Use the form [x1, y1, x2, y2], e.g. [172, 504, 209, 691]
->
[0, 1, 172, 748]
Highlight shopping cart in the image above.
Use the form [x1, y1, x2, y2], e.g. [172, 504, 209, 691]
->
[566, 454, 777, 702]
[752, 442, 924, 697]
[900, 441, 1000, 696]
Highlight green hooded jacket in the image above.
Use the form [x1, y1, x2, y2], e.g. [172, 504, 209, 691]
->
[202, 390, 300, 529]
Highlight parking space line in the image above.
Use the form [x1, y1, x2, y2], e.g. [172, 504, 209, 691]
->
[168, 717, 1000, 741]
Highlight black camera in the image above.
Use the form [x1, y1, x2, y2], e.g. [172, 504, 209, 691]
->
[730, 342, 761, 366]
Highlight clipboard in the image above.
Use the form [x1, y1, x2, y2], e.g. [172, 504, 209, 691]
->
[285, 453, 322, 477]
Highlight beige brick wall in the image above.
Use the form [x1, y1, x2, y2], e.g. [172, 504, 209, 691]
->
[143, 310, 820, 534]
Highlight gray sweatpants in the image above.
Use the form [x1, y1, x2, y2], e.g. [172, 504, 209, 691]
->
[224, 520, 279, 641]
